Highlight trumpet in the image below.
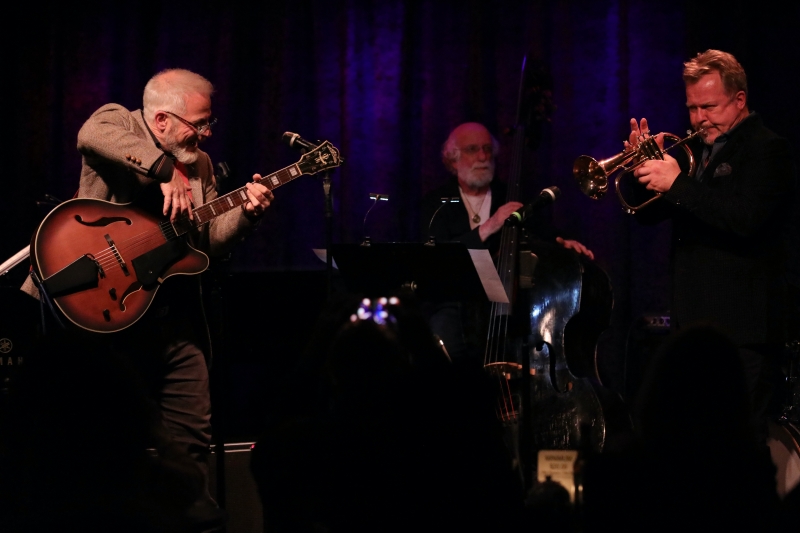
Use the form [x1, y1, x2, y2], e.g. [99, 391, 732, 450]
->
[573, 130, 703, 213]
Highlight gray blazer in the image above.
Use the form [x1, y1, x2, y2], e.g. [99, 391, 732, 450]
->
[22, 104, 258, 326]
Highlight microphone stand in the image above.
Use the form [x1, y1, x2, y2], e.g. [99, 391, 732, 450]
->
[210, 161, 232, 510]
[322, 169, 334, 297]
[361, 193, 389, 247]
[283, 133, 339, 297]
[0, 246, 31, 277]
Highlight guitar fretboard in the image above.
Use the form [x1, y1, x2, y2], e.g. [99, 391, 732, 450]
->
[189, 163, 303, 228]
[165, 140, 341, 237]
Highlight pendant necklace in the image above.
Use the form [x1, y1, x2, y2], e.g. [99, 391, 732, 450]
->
[464, 193, 487, 224]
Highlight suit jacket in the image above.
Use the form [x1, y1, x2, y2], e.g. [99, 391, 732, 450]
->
[23, 104, 258, 359]
[636, 113, 796, 346]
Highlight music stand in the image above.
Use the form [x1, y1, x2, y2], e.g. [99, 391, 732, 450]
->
[330, 242, 508, 304]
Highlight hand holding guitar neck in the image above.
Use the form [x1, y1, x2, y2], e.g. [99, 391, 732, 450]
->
[243, 175, 274, 218]
[31, 141, 343, 333]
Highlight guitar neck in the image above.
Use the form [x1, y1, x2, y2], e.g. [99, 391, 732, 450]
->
[189, 163, 303, 228]
[169, 139, 341, 235]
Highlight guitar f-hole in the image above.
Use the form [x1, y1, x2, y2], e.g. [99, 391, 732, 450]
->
[119, 281, 143, 312]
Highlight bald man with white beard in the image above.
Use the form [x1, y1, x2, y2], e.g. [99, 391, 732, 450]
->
[423, 122, 592, 255]
[420, 122, 593, 363]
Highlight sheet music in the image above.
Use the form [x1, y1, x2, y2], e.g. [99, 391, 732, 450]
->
[468, 249, 509, 304]
[312, 248, 338, 269]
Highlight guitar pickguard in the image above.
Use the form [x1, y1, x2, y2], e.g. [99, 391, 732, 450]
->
[131, 237, 188, 287]
[31, 138, 344, 333]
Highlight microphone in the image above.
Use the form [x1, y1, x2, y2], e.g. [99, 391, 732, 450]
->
[282, 131, 318, 152]
[505, 186, 561, 227]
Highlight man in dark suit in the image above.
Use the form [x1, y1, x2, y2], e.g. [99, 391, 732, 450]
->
[630, 50, 796, 443]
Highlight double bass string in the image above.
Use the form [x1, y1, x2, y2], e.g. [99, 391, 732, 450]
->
[484, 119, 526, 423]
[486, 225, 518, 422]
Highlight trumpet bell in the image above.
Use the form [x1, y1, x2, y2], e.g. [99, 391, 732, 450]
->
[572, 129, 702, 213]
[573, 155, 609, 200]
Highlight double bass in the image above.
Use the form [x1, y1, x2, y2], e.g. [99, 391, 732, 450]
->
[482, 58, 629, 489]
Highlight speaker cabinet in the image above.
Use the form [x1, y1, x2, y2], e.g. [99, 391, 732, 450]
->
[623, 313, 671, 404]
[209, 442, 263, 533]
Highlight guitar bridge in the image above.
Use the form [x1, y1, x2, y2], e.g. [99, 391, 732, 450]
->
[105, 234, 129, 276]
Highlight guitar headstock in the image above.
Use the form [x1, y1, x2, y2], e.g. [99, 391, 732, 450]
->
[296, 141, 344, 175]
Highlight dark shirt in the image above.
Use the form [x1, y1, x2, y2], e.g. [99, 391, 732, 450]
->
[420, 178, 558, 255]
[695, 112, 753, 179]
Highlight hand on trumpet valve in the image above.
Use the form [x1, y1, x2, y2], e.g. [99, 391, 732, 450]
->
[633, 154, 682, 194]
[625, 117, 665, 152]
[619, 117, 678, 194]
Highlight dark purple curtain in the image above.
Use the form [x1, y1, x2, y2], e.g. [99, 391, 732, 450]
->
[5, 1, 800, 396]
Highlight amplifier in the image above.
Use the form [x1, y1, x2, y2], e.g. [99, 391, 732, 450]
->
[209, 442, 264, 533]
[0, 287, 40, 395]
[623, 313, 672, 403]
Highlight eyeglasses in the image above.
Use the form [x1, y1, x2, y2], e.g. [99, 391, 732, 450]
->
[458, 144, 493, 156]
[163, 110, 217, 135]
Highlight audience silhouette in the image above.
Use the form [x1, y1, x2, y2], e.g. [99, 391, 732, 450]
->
[582, 325, 785, 532]
[250, 293, 525, 532]
[5, 312, 796, 531]
[0, 331, 209, 533]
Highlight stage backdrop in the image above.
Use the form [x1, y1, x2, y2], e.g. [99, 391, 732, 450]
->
[5, 1, 799, 398]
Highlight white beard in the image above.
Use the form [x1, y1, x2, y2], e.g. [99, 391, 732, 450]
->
[171, 145, 199, 164]
[459, 161, 494, 189]
[163, 127, 199, 164]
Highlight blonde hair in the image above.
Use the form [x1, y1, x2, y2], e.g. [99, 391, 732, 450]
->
[683, 49, 747, 98]
[142, 68, 214, 120]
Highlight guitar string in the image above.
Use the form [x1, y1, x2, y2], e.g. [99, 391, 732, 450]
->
[91, 174, 261, 268]
[92, 181, 259, 269]
[88, 180, 249, 268]
[89, 222, 182, 271]
[86, 184, 265, 270]
[62, 153, 335, 274]
[91, 224, 173, 265]
[81, 201, 227, 274]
